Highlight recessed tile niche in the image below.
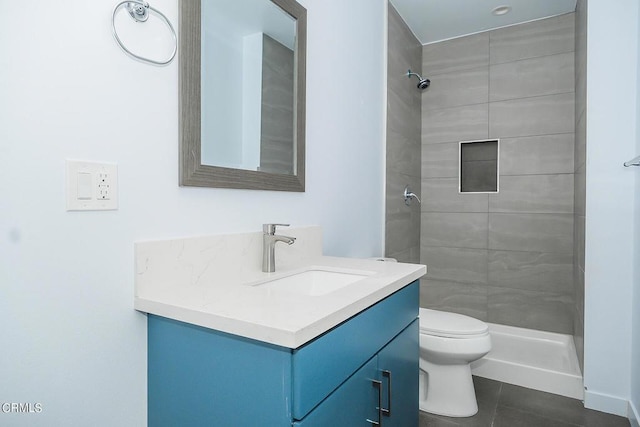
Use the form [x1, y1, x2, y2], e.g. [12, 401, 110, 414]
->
[459, 139, 499, 193]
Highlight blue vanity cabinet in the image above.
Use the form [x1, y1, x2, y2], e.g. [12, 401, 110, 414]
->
[293, 357, 380, 426]
[147, 281, 419, 427]
[294, 320, 418, 427]
[148, 315, 294, 427]
[377, 319, 419, 427]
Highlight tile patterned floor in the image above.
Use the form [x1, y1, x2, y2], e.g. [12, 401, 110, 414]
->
[419, 376, 631, 427]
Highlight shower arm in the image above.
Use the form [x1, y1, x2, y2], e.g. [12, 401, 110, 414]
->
[407, 69, 423, 80]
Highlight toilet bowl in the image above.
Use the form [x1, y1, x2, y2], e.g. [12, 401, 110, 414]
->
[418, 308, 491, 417]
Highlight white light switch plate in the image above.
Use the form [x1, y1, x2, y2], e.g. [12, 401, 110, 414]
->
[66, 160, 118, 211]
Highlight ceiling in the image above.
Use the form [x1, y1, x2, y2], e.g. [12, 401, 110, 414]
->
[389, 0, 577, 45]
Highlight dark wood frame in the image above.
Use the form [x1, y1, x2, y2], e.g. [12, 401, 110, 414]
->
[179, 0, 307, 191]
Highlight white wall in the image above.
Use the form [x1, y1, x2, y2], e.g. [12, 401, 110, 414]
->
[631, 6, 640, 425]
[584, 0, 639, 417]
[0, 0, 387, 425]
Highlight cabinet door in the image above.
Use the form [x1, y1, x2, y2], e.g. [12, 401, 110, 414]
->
[148, 315, 292, 427]
[377, 320, 419, 427]
[292, 281, 419, 420]
[294, 357, 380, 427]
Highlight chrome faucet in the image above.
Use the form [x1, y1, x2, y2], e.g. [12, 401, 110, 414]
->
[262, 224, 296, 273]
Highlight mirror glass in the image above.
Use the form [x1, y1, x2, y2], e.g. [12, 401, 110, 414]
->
[201, 1, 296, 174]
[179, 0, 306, 191]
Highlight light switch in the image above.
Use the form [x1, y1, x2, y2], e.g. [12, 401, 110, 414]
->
[77, 172, 92, 200]
[66, 160, 118, 211]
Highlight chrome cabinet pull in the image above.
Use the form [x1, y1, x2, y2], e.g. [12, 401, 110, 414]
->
[367, 379, 383, 426]
[381, 370, 392, 417]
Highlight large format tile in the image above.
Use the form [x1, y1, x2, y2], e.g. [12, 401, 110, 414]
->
[489, 13, 575, 64]
[418, 411, 461, 427]
[488, 250, 573, 294]
[388, 83, 421, 129]
[420, 247, 488, 284]
[575, 15, 587, 122]
[489, 213, 573, 253]
[489, 93, 574, 138]
[487, 286, 573, 333]
[489, 52, 574, 102]
[386, 122, 421, 177]
[473, 376, 502, 405]
[422, 142, 460, 178]
[422, 212, 488, 249]
[386, 210, 421, 257]
[388, 69, 422, 126]
[423, 103, 489, 144]
[574, 214, 585, 273]
[388, 3, 421, 68]
[493, 406, 576, 427]
[424, 66, 489, 110]
[388, 73, 423, 115]
[574, 165, 586, 216]
[499, 134, 574, 176]
[385, 168, 420, 261]
[387, 245, 420, 264]
[419, 385, 497, 426]
[388, 3, 422, 103]
[421, 177, 488, 213]
[489, 174, 574, 214]
[386, 170, 421, 216]
[419, 279, 488, 322]
[575, 3, 587, 114]
[498, 383, 631, 427]
[418, 376, 633, 427]
[575, 110, 586, 171]
[575, 66, 587, 125]
[423, 32, 489, 75]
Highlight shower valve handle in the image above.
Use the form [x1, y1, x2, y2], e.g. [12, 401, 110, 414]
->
[403, 185, 421, 206]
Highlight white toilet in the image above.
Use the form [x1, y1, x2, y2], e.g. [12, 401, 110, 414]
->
[418, 308, 492, 417]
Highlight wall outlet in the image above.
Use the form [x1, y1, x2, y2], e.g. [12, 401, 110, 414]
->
[97, 172, 112, 200]
[66, 160, 118, 211]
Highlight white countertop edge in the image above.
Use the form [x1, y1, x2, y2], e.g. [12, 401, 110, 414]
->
[135, 267, 425, 348]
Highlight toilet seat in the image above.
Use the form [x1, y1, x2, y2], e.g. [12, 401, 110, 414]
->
[419, 308, 488, 338]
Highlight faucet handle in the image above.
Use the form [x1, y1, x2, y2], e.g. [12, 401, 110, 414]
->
[263, 223, 290, 234]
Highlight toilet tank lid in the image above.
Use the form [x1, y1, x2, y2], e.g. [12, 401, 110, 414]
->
[419, 308, 488, 337]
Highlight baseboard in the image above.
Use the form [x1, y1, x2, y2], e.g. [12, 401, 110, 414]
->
[629, 400, 639, 427]
[584, 390, 629, 417]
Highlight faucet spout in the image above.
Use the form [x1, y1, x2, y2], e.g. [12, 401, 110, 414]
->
[262, 224, 296, 273]
[272, 235, 296, 245]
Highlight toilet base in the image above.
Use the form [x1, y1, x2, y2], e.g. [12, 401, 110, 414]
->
[419, 359, 478, 417]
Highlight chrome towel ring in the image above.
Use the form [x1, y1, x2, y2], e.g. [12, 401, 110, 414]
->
[111, 0, 177, 66]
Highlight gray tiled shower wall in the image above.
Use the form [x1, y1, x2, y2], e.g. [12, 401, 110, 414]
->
[419, 14, 577, 334]
[573, 0, 587, 371]
[385, 4, 422, 263]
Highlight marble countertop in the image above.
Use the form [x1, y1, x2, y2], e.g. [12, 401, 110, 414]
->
[135, 256, 425, 348]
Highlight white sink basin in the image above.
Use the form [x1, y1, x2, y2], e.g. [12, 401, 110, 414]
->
[252, 268, 374, 296]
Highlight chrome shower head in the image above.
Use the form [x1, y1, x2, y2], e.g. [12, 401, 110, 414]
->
[417, 78, 431, 89]
[407, 69, 430, 90]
